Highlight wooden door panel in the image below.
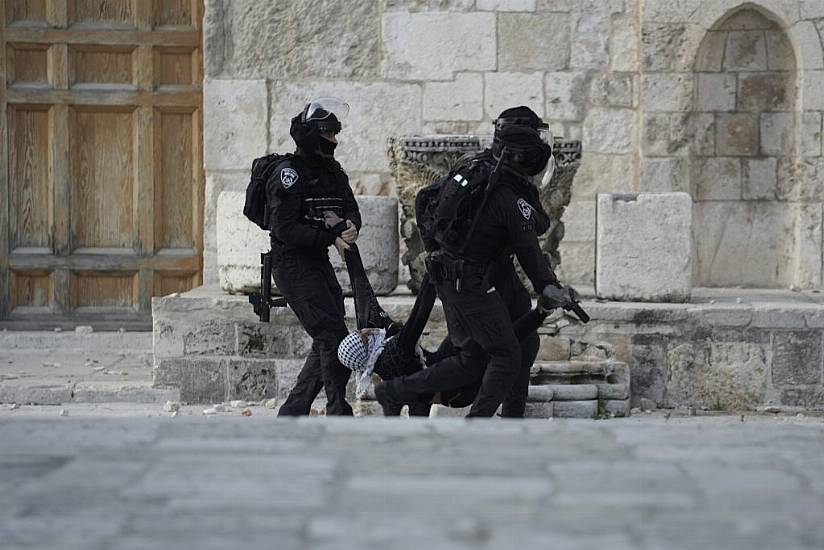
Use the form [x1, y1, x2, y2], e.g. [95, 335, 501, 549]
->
[10, 270, 51, 311]
[69, 45, 136, 88]
[69, 106, 136, 251]
[154, 107, 194, 250]
[8, 104, 51, 251]
[68, 0, 134, 28]
[7, 43, 49, 85]
[5, 1, 47, 26]
[70, 270, 137, 310]
[2, 0, 203, 326]
[153, 0, 194, 28]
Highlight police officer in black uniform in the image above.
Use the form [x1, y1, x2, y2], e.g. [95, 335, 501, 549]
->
[375, 106, 567, 418]
[268, 98, 361, 416]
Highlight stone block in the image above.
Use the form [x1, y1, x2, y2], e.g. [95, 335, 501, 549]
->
[382, 12, 496, 80]
[750, 304, 811, 329]
[553, 400, 598, 418]
[772, 331, 823, 386]
[498, 13, 571, 70]
[558, 241, 595, 285]
[723, 31, 768, 71]
[269, 81, 421, 174]
[666, 340, 768, 411]
[693, 305, 754, 327]
[154, 358, 227, 404]
[477, 0, 536, 10]
[602, 398, 631, 417]
[717, 113, 758, 156]
[423, 73, 483, 121]
[542, 384, 598, 401]
[641, 157, 689, 193]
[182, 319, 237, 356]
[203, 79, 267, 171]
[538, 335, 571, 361]
[210, 0, 380, 80]
[572, 153, 636, 201]
[570, 12, 609, 69]
[597, 383, 630, 400]
[216, 191, 269, 294]
[596, 193, 692, 302]
[801, 0, 824, 19]
[766, 30, 795, 71]
[802, 70, 824, 110]
[275, 359, 309, 402]
[694, 29, 727, 72]
[383, 0, 475, 11]
[642, 73, 692, 112]
[689, 113, 715, 156]
[779, 385, 824, 408]
[589, 73, 634, 108]
[354, 399, 383, 417]
[643, 113, 690, 157]
[430, 403, 472, 417]
[484, 72, 545, 120]
[801, 112, 822, 157]
[583, 108, 636, 154]
[630, 336, 669, 406]
[544, 71, 587, 121]
[641, 23, 683, 71]
[643, 0, 702, 22]
[217, 192, 399, 295]
[696, 73, 737, 112]
[562, 201, 595, 242]
[761, 112, 794, 156]
[523, 402, 553, 418]
[738, 72, 793, 112]
[235, 321, 293, 358]
[793, 203, 823, 289]
[692, 202, 795, 287]
[204, 171, 248, 286]
[610, 15, 640, 71]
[526, 385, 555, 402]
[227, 359, 278, 402]
[795, 20, 824, 70]
[693, 157, 741, 201]
[742, 158, 777, 200]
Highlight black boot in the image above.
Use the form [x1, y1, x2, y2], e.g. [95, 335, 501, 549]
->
[375, 381, 404, 416]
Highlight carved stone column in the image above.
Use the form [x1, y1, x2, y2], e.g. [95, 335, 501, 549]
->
[388, 135, 582, 293]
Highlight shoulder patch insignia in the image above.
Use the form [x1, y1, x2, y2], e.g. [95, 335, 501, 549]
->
[517, 198, 532, 220]
[280, 167, 299, 189]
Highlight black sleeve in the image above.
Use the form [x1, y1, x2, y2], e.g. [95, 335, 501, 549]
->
[496, 189, 560, 293]
[266, 163, 336, 249]
[398, 273, 437, 353]
[339, 171, 362, 231]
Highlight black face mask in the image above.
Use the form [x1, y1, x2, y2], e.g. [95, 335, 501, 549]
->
[318, 137, 337, 157]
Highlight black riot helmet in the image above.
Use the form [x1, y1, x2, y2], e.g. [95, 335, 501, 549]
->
[491, 106, 553, 177]
[289, 97, 349, 157]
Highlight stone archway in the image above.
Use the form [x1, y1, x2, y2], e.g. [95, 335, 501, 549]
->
[690, 7, 798, 288]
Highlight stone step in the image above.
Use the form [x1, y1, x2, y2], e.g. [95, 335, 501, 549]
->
[0, 379, 179, 406]
[530, 360, 629, 385]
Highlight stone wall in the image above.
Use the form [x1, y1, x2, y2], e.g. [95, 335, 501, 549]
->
[202, 0, 824, 290]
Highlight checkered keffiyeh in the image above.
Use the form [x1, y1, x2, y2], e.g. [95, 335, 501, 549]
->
[338, 329, 390, 397]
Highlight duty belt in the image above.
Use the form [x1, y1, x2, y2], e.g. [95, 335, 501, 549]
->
[426, 251, 486, 293]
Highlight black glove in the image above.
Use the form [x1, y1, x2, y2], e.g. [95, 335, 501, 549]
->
[540, 284, 589, 323]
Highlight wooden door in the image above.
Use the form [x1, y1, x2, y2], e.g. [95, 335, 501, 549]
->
[1, 0, 203, 329]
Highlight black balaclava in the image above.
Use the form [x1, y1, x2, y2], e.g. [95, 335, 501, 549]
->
[492, 106, 552, 177]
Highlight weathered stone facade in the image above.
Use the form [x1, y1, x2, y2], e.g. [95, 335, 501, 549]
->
[202, 0, 824, 290]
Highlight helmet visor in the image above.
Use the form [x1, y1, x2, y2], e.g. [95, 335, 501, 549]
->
[538, 127, 554, 147]
[304, 97, 350, 124]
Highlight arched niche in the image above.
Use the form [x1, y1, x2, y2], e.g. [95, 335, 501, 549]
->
[689, 6, 798, 288]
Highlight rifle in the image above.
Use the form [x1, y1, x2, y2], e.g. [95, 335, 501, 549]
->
[249, 245, 397, 330]
[248, 251, 287, 322]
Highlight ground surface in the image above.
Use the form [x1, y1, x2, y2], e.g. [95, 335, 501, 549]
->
[1, 406, 823, 550]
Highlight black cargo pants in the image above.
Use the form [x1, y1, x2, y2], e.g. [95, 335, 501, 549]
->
[272, 252, 352, 416]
